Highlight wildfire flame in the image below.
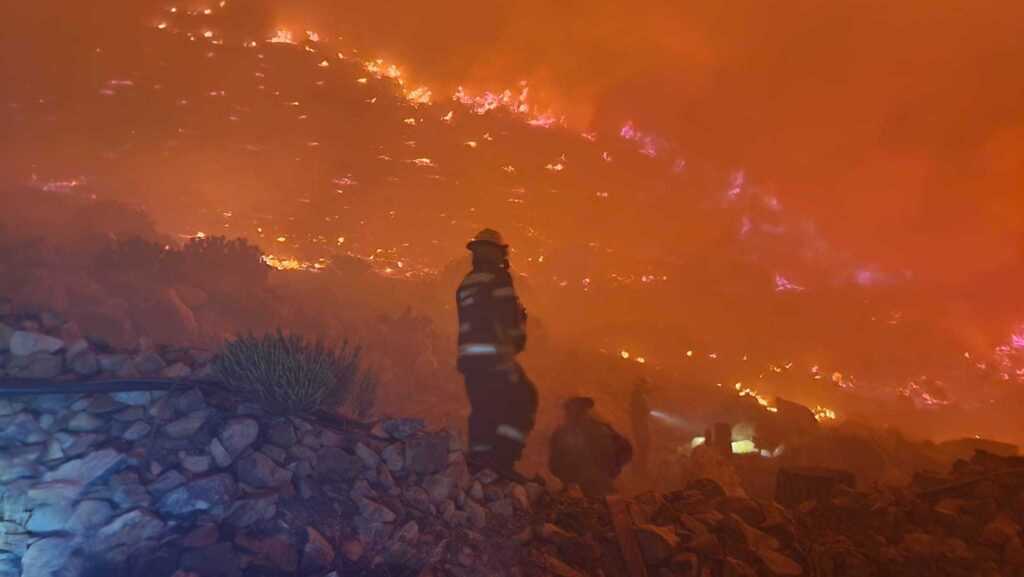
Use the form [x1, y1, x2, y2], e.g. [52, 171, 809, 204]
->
[269, 30, 294, 44]
[813, 406, 837, 422]
[261, 254, 327, 272]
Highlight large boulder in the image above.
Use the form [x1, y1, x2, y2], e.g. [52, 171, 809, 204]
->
[92, 509, 165, 553]
[6, 353, 63, 379]
[43, 448, 125, 487]
[157, 474, 237, 519]
[405, 432, 450, 475]
[317, 447, 363, 480]
[267, 421, 297, 448]
[236, 451, 293, 489]
[218, 418, 259, 457]
[0, 446, 44, 483]
[226, 495, 278, 528]
[67, 500, 114, 533]
[164, 411, 209, 439]
[147, 469, 187, 497]
[1, 413, 48, 443]
[380, 418, 425, 440]
[68, 351, 100, 377]
[9, 332, 64, 356]
[635, 525, 680, 565]
[20, 537, 77, 577]
[755, 548, 803, 576]
[355, 496, 397, 524]
[26, 505, 74, 533]
[234, 531, 298, 573]
[302, 527, 335, 573]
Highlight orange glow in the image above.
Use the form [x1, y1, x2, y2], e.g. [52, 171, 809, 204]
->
[5, 0, 1024, 450]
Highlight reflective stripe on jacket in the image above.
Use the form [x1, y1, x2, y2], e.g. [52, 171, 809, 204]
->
[456, 266, 526, 371]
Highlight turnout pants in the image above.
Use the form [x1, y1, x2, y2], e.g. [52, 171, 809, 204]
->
[462, 362, 538, 472]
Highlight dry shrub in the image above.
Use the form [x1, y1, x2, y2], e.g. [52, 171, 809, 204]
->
[216, 330, 374, 415]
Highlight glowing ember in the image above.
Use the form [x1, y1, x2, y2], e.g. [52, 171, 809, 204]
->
[39, 178, 86, 193]
[774, 274, 805, 292]
[405, 86, 432, 105]
[620, 121, 659, 157]
[1012, 330, 1024, 350]
[813, 406, 837, 421]
[262, 254, 326, 272]
[269, 30, 295, 44]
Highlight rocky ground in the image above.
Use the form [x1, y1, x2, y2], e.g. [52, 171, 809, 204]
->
[2, 308, 1023, 577]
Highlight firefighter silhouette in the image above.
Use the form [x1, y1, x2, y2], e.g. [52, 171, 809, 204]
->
[550, 397, 633, 497]
[456, 229, 537, 479]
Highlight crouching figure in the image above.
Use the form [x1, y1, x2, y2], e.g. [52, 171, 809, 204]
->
[549, 397, 633, 498]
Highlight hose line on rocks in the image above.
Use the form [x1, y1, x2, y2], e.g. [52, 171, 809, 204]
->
[0, 377, 223, 397]
[0, 377, 385, 440]
[0, 376, 372, 431]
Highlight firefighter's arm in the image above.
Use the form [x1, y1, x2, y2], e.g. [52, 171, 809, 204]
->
[610, 427, 634, 473]
[549, 431, 571, 482]
[491, 275, 527, 353]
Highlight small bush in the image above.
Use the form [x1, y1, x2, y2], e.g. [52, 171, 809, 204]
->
[92, 237, 170, 281]
[216, 330, 373, 415]
[177, 236, 268, 286]
[349, 370, 378, 421]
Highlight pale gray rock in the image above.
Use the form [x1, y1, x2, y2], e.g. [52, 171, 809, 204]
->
[236, 451, 292, 489]
[218, 418, 259, 457]
[157, 474, 237, 519]
[163, 410, 209, 438]
[43, 448, 124, 486]
[9, 332, 63, 356]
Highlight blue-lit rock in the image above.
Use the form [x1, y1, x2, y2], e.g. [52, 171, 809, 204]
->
[157, 474, 236, 519]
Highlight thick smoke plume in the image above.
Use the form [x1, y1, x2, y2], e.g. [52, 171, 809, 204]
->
[4, 1, 1024, 444]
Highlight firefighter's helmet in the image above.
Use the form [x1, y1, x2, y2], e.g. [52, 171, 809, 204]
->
[564, 396, 595, 415]
[466, 228, 508, 250]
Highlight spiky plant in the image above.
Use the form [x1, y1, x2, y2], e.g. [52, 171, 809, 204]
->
[349, 370, 378, 421]
[216, 330, 372, 415]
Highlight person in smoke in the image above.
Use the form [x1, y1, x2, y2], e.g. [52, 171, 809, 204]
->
[630, 376, 652, 480]
[549, 397, 633, 498]
[456, 228, 536, 480]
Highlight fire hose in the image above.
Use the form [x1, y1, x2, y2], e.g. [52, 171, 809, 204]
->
[0, 376, 374, 433]
[0, 377, 221, 397]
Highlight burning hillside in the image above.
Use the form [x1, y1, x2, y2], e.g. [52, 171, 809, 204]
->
[3, 1, 1024, 446]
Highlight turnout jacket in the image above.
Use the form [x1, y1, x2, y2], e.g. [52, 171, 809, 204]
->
[456, 265, 527, 373]
[549, 414, 633, 494]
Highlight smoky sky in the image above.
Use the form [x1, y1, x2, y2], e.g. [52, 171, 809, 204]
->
[254, 0, 1024, 281]
[4, 1, 1024, 437]
[8, 0, 1022, 282]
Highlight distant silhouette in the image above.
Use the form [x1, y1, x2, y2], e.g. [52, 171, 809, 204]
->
[630, 377, 652, 479]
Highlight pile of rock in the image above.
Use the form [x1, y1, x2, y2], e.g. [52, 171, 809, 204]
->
[528, 451, 1024, 577]
[0, 382, 547, 577]
[530, 479, 805, 577]
[0, 311, 212, 382]
[789, 450, 1024, 577]
[5, 307, 1023, 577]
